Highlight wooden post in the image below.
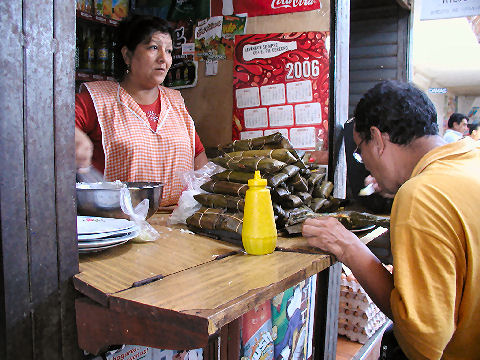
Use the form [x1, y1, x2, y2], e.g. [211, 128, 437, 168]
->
[0, 1, 80, 359]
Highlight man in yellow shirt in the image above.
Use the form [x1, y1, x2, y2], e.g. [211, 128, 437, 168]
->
[302, 80, 480, 359]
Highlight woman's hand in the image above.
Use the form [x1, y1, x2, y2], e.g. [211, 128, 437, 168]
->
[302, 217, 361, 264]
[75, 127, 93, 170]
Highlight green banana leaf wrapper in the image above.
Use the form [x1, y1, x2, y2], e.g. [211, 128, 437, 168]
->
[194, 193, 245, 212]
[200, 180, 248, 197]
[218, 132, 291, 153]
[225, 149, 297, 164]
[211, 156, 287, 174]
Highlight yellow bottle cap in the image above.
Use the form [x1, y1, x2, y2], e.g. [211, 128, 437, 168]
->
[248, 170, 267, 187]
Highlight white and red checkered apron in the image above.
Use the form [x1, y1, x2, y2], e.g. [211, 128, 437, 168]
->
[84, 81, 195, 206]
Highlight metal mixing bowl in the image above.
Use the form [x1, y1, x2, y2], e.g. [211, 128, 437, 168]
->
[76, 181, 164, 219]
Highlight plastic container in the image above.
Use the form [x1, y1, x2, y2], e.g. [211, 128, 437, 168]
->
[242, 171, 277, 255]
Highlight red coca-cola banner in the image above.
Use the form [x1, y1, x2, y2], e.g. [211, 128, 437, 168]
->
[211, 0, 321, 18]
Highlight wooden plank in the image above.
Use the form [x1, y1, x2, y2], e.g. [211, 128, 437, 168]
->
[350, 57, 398, 71]
[54, 1, 81, 359]
[350, 5, 398, 21]
[74, 222, 241, 305]
[350, 19, 397, 34]
[350, 69, 397, 82]
[75, 297, 209, 355]
[24, 1, 62, 358]
[350, 45, 398, 59]
[108, 251, 331, 335]
[0, 0, 33, 357]
[350, 32, 398, 47]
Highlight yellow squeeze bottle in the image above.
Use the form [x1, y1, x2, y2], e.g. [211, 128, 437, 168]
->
[242, 171, 277, 255]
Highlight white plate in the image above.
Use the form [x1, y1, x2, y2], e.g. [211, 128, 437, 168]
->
[78, 240, 130, 254]
[351, 224, 376, 233]
[78, 230, 139, 249]
[78, 225, 139, 241]
[77, 216, 135, 235]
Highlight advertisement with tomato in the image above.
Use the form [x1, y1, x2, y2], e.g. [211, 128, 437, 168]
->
[233, 32, 329, 150]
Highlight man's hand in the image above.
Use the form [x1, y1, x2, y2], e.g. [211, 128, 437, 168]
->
[302, 217, 361, 264]
[75, 127, 93, 170]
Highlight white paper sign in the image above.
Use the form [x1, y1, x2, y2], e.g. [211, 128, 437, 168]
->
[295, 103, 322, 125]
[235, 87, 260, 108]
[420, 0, 480, 20]
[286, 80, 313, 103]
[269, 105, 294, 127]
[240, 130, 264, 139]
[264, 128, 289, 138]
[243, 41, 297, 61]
[244, 108, 268, 129]
[290, 127, 316, 148]
[260, 84, 286, 105]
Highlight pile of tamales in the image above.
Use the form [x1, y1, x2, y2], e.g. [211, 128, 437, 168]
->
[186, 133, 344, 241]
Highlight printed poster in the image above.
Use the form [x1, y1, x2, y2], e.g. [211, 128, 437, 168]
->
[211, 0, 321, 17]
[233, 32, 329, 150]
[195, 15, 247, 61]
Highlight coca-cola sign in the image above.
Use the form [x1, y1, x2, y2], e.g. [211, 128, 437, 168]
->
[271, 0, 316, 10]
[211, 0, 321, 18]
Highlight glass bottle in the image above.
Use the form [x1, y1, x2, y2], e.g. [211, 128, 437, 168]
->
[82, 27, 95, 73]
[96, 27, 109, 76]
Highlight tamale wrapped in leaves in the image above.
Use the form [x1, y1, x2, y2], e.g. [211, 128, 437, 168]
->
[271, 186, 291, 203]
[218, 132, 287, 153]
[282, 194, 304, 209]
[321, 210, 390, 229]
[212, 170, 252, 184]
[307, 171, 326, 190]
[194, 193, 245, 211]
[267, 172, 289, 188]
[280, 164, 300, 178]
[287, 173, 309, 193]
[313, 180, 334, 198]
[284, 206, 315, 225]
[200, 180, 248, 197]
[272, 203, 286, 218]
[186, 207, 225, 230]
[296, 192, 312, 206]
[320, 198, 342, 212]
[225, 149, 297, 164]
[310, 198, 328, 212]
[211, 156, 287, 174]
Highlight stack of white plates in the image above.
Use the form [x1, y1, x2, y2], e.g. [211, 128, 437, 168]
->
[77, 216, 139, 254]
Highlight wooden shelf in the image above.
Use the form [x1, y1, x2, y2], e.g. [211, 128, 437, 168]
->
[76, 10, 119, 26]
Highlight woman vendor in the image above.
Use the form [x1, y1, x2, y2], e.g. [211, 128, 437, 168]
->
[75, 15, 208, 206]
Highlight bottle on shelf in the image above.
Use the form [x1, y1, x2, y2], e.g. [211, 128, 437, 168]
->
[109, 30, 117, 77]
[81, 27, 95, 73]
[96, 27, 110, 76]
[242, 171, 277, 255]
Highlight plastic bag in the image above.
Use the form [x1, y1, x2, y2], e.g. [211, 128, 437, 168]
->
[168, 161, 225, 225]
[120, 187, 160, 242]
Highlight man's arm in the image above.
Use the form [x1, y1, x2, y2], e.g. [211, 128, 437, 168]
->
[303, 217, 394, 318]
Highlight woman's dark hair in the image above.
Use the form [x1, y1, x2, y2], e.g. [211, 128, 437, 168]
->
[448, 113, 468, 128]
[353, 80, 438, 145]
[468, 121, 479, 135]
[113, 15, 173, 81]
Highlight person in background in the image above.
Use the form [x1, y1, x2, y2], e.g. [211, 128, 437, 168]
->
[75, 15, 208, 207]
[468, 121, 480, 141]
[302, 81, 480, 359]
[443, 112, 468, 143]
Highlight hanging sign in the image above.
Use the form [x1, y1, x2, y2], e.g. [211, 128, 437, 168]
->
[232, 32, 329, 150]
[420, 0, 480, 20]
[211, 0, 321, 17]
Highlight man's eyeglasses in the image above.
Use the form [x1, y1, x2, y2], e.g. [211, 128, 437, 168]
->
[345, 117, 364, 163]
[353, 138, 365, 163]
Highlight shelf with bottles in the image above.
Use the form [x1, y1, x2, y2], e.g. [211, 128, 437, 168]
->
[76, 9, 120, 27]
[75, 20, 117, 86]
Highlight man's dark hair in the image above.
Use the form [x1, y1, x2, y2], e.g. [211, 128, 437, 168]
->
[113, 15, 173, 81]
[468, 121, 480, 135]
[448, 113, 468, 129]
[353, 80, 438, 145]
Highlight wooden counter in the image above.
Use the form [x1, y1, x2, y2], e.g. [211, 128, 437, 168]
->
[74, 214, 382, 357]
